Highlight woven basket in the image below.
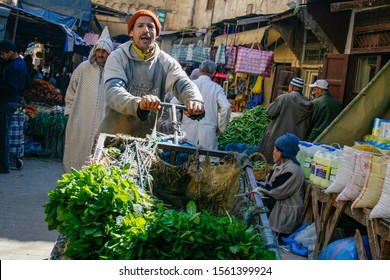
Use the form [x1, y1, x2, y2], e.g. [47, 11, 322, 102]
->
[249, 152, 272, 181]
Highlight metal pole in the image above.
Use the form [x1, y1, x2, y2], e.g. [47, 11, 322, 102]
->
[12, 10, 19, 43]
[245, 165, 281, 260]
[171, 103, 179, 145]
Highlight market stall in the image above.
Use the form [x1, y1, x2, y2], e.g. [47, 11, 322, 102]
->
[302, 183, 390, 260]
[292, 61, 390, 259]
[23, 79, 67, 158]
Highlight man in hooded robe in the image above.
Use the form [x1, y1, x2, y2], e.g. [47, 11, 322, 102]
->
[63, 26, 113, 173]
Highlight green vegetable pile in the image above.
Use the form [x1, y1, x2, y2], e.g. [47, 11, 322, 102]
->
[44, 163, 275, 260]
[44, 163, 155, 259]
[218, 105, 270, 149]
[29, 111, 67, 138]
[253, 161, 267, 170]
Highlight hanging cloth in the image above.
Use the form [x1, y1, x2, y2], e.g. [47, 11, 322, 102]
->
[215, 40, 226, 64]
[225, 45, 237, 69]
[171, 44, 189, 64]
[251, 76, 264, 94]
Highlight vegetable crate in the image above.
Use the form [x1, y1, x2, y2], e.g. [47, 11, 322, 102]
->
[9, 108, 26, 170]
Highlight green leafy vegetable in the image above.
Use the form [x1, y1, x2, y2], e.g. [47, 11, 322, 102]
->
[218, 105, 270, 149]
[44, 163, 275, 260]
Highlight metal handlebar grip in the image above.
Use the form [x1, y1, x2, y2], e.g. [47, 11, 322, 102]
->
[160, 102, 205, 121]
[160, 102, 187, 111]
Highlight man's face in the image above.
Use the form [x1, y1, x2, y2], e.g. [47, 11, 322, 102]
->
[129, 15, 158, 52]
[0, 50, 14, 62]
[95, 49, 109, 67]
[273, 146, 282, 164]
[311, 87, 322, 98]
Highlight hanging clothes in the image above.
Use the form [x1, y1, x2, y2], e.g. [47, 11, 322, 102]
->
[215, 40, 226, 64]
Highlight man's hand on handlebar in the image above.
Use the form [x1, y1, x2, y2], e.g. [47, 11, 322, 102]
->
[139, 95, 161, 111]
[184, 100, 204, 119]
[140, 96, 205, 120]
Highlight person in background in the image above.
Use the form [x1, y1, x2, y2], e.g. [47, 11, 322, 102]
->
[63, 26, 113, 173]
[158, 66, 200, 134]
[23, 54, 35, 83]
[43, 71, 50, 81]
[306, 79, 342, 142]
[97, 10, 204, 138]
[33, 65, 43, 80]
[190, 68, 200, 80]
[56, 66, 70, 97]
[180, 59, 231, 150]
[258, 77, 313, 163]
[0, 39, 29, 174]
[49, 71, 59, 87]
[255, 133, 305, 237]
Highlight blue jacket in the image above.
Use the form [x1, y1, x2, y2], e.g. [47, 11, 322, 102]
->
[0, 57, 28, 104]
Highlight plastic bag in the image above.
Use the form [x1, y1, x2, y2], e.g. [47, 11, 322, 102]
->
[317, 236, 372, 260]
[294, 222, 316, 258]
[281, 224, 316, 258]
[224, 142, 258, 155]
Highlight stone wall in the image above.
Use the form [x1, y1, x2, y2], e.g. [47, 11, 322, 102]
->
[93, 0, 293, 31]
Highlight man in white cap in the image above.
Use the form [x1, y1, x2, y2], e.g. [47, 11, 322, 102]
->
[306, 79, 342, 142]
[63, 26, 113, 173]
[258, 77, 313, 163]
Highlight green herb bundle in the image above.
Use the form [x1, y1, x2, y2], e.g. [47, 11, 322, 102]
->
[45, 163, 155, 259]
[29, 111, 67, 138]
[127, 201, 275, 260]
[44, 163, 276, 260]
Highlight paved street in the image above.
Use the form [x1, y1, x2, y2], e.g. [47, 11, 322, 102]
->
[0, 156, 63, 260]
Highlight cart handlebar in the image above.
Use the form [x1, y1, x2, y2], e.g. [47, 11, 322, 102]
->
[160, 102, 205, 121]
[160, 102, 187, 111]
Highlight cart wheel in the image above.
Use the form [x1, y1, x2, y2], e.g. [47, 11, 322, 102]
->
[16, 159, 24, 170]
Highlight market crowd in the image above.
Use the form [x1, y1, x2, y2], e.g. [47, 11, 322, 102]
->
[0, 9, 343, 242]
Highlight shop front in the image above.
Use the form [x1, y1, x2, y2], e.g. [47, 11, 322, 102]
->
[212, 25, 297, 110]
[0, 3, 91, 158]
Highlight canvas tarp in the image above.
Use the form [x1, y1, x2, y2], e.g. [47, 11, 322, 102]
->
[316, 60, 390, 146]
[19, 0, 91, 22]
[18, 0, 91, 32]
[213, 26, 280, 47]
[2, 2, 90, 52]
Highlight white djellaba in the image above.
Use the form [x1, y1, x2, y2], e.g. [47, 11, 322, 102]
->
[63, 26, 113, 173]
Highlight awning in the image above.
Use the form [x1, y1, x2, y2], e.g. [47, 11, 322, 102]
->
[160, 30, 179, 36]
[213, 25, 280, 47]
[60, 24, 89, 52]
[173, 36, 204, 46]
[1, 3, 88, 52]
[19, 0, 91, 32]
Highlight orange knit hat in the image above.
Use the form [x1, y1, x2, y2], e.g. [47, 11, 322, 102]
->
[127, 10, 162, 36]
